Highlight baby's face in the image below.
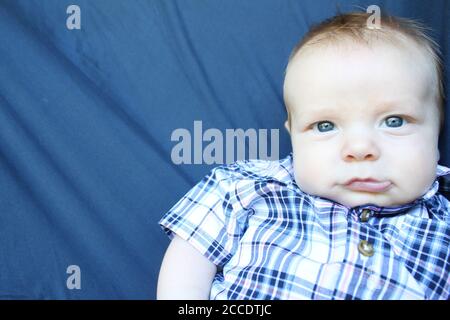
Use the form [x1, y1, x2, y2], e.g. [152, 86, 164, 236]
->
[284, 42, 440, 208]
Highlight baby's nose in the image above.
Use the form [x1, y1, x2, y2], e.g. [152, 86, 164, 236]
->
[341, 133, 380, 162]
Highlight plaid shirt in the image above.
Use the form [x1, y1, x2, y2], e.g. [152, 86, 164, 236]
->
[159, 153, 450, 300]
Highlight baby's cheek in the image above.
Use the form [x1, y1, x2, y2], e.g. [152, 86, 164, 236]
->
[294, 140, 337, 172]
[293, 154, 329, 194]
[408, 156, 436, 194]
[387, 143, 437, 197]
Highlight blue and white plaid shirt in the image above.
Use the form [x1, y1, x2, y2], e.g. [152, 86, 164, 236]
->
[159, 153, 450, 300]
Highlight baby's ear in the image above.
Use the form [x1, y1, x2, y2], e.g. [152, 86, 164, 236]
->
[284, 120, 290, 134]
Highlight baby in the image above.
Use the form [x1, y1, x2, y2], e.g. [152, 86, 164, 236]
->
[157, 12, 450, 300]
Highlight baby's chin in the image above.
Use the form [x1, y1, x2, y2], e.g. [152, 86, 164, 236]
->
[296, 177, 425, 208]
[326, 190, 414, 209]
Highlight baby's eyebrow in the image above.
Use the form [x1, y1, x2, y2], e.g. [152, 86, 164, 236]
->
[373, 100, 422, 114]
[297, 101, 422, 120]
[295, 107, 343, 122]
[375, 101, 404, 110]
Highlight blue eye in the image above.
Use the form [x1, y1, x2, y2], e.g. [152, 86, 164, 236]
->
[316, 121, 335, 132]
[385, 116, 404, 128]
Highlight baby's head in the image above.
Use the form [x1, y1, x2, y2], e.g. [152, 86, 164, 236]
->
[283, 12, 445, 208]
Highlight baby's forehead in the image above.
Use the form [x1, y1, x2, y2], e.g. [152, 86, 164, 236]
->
[284, 39, 438, 119]
[292, 36, 429, 67]
[286, 38, 436, 99]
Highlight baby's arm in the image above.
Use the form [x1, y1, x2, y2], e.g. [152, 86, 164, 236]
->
[157, 234, 217, 299]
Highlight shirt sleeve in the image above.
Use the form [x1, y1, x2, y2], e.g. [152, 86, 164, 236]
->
[158, 165, 248, 267]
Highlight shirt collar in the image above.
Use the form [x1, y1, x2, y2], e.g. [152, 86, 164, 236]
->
[277, 152, 450, 215]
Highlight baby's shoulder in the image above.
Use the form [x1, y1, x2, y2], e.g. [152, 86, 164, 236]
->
[424, 192, 450, 223]
[437, 174, 450, 203]
[208, 154, 295, 186]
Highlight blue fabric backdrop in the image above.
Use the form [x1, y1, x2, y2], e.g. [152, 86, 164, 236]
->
[0, 0, 448, 299]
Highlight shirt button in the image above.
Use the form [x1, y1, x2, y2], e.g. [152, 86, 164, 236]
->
[360, 209, 372, 222]
[358, 240, 374, 257]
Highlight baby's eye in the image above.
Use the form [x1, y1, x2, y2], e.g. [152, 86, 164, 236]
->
[314, 121, 335, 132]
[384, 116, 404, 128]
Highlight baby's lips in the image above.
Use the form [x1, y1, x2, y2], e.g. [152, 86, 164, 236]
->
[344, 179, 392, 192]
